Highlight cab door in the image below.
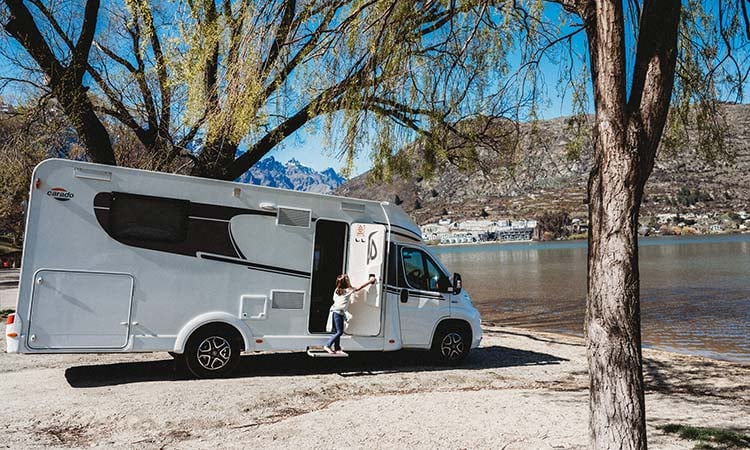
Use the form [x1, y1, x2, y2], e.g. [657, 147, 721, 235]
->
[396, 246, 451, 347]
[345, 223, 386, 336]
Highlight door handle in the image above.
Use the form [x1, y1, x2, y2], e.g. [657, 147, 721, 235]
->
[400, 289, 409, 303]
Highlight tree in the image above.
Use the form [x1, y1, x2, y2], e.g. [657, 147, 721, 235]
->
[487, 1, 745, 447]
[0, 100, 71, 244]
[381, 1, 746, 448]
[174, 0, 495, 180]
[537, 210, 570, 239]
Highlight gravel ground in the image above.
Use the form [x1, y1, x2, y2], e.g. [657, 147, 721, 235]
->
[1, 325, 748, 449]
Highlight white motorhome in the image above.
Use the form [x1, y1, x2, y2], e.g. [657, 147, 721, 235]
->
[5, 159, 482, 378]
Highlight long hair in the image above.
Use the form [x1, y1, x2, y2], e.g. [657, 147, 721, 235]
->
[335, 274, 351, 296]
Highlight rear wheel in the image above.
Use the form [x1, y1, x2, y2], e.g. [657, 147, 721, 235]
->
[184, 325, 242, 378]
[431, 323, 470, 365]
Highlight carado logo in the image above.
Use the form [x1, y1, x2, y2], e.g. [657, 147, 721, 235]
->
[47, 187, 74, 201]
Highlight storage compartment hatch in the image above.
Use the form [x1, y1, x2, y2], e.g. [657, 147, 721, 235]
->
[28, 270, 134, 349]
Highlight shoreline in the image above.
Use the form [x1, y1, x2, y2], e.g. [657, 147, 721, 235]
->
[1, 323, 748, 449]
[428, 229, 750, 248]
[482, 321, 750, 365]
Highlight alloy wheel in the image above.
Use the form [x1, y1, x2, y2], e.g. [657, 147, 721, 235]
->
[197, 336, 232, 371]
[440, 331, 465, 360]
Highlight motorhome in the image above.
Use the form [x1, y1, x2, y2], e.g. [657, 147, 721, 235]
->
[5, 159, 482, 378]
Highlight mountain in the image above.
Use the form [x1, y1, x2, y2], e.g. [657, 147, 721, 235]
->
[238, 157, 345, 194]
[336, 103, 750, 225]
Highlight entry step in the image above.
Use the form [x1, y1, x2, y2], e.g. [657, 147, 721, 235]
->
[306, 348, 349, 358]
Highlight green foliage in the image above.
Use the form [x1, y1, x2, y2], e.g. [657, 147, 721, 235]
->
[658, 423, 750, 450]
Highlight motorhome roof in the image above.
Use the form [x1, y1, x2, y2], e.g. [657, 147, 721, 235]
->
[38, 158, 389, 207]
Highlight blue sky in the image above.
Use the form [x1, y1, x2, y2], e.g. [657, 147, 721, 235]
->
[266, 120, 374, 176]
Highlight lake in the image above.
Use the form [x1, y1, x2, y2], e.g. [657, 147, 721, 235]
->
[433, 234, 750, 363]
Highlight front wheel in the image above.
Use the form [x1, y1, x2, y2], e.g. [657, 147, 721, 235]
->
[431, 325, 470, 365]
[184, 325, 242, 378]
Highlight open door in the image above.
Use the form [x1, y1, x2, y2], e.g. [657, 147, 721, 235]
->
[345, 223, 386, 336]
[308, 220, 348, 333]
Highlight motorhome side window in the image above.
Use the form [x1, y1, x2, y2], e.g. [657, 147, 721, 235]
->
[109, 193, 189, 243]
[400, 247, 449, 292]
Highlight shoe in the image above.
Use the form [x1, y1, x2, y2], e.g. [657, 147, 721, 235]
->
[335, 350, 348, 356]
[323, 346, 334, 354]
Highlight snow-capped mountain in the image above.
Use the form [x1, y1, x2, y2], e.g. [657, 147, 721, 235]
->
[237, 157, 345, 194]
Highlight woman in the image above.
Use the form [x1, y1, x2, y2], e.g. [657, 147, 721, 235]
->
[324, 274, 376, 354]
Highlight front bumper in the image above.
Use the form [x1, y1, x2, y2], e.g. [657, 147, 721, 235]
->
[472, 324, 483, 349]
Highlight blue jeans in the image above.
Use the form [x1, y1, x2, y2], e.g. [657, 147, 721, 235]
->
[325, 311, 345, 350]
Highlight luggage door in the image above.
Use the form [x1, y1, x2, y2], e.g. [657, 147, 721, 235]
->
[345, 223, 386, 336]
[28, 270, 134, 349]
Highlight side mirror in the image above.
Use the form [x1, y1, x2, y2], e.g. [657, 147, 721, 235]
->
[452, 273, 462, 295]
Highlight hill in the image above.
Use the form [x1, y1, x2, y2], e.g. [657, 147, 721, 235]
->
[337, 104, 750, 226]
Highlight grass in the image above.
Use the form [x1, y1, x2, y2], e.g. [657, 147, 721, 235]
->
[0, 309, 14, 320]
[659, 424, 750, 449]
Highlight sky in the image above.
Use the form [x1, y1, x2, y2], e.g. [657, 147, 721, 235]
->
[265, 119, 374, 177]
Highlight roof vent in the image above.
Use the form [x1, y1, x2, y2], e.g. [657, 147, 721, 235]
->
[341, 202, 366, 213]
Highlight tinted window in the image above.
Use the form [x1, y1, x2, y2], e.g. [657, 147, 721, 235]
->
[400, 247, 451, 292]
[109, 193, 189, 242]
[402, 247, 427, 290]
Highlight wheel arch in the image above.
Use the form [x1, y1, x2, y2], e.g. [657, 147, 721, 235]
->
[431, 318, 473, 347]
[173, 312, 253, 354]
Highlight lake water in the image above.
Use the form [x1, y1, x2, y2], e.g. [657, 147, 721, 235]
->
[433, 234, 750, 363]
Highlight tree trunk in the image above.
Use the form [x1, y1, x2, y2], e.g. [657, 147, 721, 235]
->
[191, 138, 238, 179]
[586, 139, 647, 450]
[583, 0, 681, 448]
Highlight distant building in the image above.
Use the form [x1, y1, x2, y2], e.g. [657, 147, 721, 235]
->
[422, 217, 536, 244]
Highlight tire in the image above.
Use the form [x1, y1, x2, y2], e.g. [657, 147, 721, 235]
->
[184, 324, 242, 379]
[431, 323, 470, 365]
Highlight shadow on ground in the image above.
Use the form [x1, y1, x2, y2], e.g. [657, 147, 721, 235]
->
[65, 345, 567, 388]
[644, 357, 750, 403]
